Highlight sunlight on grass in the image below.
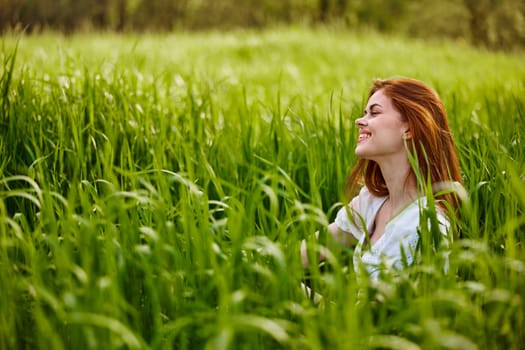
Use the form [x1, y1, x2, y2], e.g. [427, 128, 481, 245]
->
[1, 28, 524, 349]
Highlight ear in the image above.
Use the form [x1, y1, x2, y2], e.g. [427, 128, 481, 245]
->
[403, 130, 412, 140]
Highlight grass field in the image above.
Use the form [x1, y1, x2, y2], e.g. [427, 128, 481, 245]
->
[1, 28, 525, 349]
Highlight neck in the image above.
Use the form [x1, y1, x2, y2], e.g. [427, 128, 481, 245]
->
[376, 157, 418, 211]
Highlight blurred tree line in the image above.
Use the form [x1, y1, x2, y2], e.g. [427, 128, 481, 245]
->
[1, 0, 524, 50]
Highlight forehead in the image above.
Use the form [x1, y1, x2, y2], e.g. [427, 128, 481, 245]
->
[366, 89, 391, 108]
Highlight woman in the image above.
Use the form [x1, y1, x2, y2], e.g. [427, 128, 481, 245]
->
[301, 77, 462, 279]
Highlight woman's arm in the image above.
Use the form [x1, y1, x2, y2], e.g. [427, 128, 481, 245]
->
[300, 222, 358, 268]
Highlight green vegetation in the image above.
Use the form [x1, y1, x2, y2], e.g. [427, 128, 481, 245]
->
[1, 29, 524, 349]
[3, 0, 525, 50]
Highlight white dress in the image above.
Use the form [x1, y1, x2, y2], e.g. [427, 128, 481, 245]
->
[334, 186, 449, 279]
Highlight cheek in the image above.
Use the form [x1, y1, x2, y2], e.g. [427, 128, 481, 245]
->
[382, 136, 405, 149]
[376, 129, 406, 150]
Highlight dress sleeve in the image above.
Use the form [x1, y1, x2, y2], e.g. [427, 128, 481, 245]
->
[334, 187, 368, 241]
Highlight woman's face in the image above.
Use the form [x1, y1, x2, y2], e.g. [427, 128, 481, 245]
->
[354, 89, 409, 162]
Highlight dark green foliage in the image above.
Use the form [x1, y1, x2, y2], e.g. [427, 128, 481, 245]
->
[2, 0, 525, 50]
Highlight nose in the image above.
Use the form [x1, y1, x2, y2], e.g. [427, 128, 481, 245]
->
[355, 116, 367, 127]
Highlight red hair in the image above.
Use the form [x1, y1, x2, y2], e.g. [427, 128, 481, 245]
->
[345, 77, 462, 210]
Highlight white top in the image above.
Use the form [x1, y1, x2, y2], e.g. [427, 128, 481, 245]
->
[334, 186, 449, 279]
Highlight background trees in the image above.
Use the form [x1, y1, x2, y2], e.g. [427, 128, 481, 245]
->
[1, 0, 524, 50]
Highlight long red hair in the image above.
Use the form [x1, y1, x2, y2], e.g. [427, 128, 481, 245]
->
[345, 77, 462, 210]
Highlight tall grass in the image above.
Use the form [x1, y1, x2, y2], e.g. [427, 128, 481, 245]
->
[1, 29, 524, 349]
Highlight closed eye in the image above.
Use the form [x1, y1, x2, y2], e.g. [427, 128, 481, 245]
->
[362, 110, 380, 117]
[366, 103, 383, 116]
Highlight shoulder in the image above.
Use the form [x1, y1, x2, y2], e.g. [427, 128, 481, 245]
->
[353, 186, 386, 211]
[389, 197, 451, 236]
[334, 186, 386, 238]
[345, 186, 387, 219]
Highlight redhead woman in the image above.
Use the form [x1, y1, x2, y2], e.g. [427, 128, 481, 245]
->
[301, 77, 462, 279]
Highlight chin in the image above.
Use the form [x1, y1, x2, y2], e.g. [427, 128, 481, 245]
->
[355, 149, 374, 161]
[354, 147, 367, 158]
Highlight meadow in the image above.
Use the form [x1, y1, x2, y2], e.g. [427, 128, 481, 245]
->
[1, 28, 524, 349]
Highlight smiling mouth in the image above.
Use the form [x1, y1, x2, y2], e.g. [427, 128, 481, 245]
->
[358, 133, 370, 142]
